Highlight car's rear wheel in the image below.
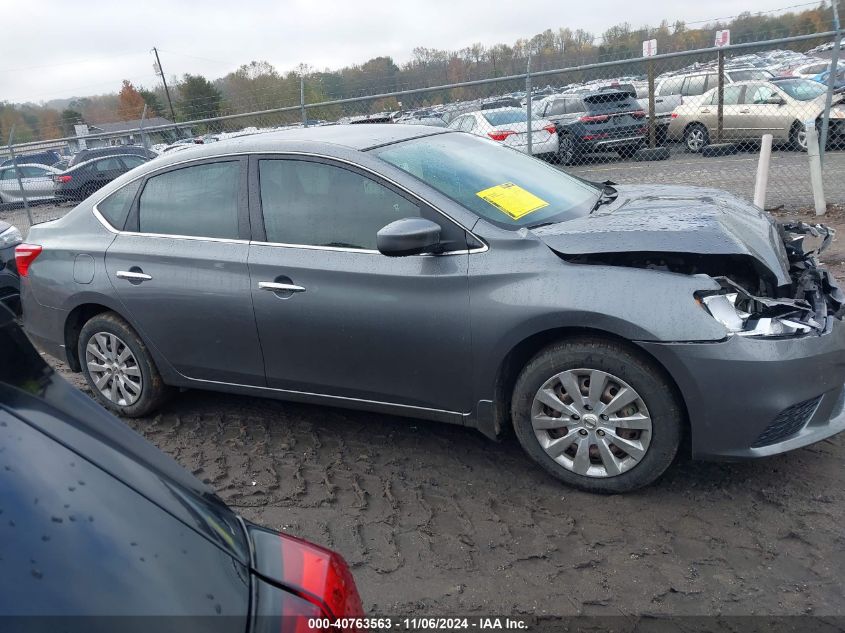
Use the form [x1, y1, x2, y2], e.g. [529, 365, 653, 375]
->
[511, 338, 683, 493]
[557, 133, 577, 165]
[78, 312, 171, 417]
[684, 124, 709, 153]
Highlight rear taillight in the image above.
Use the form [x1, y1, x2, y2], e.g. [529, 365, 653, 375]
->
[579, 114, 610, 123]
[278, 532, 364, 621]
[15, 244, 42, 277]
[631, 110, 646, 119]
[543, 124, 557, 134]
[488, 130, 516, 141]
[54, 175, 72, 183]
[671, 112, 679, 118]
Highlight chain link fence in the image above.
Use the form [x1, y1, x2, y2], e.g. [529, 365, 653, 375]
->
[1, 29, 843, 234]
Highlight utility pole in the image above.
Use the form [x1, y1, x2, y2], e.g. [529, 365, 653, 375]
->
[152, 47, 177, 122]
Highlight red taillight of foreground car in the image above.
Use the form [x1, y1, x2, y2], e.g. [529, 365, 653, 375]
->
[278, 532, 365, 621]
[54, 175, 72, 183]
[488, 130, 516, 141]
[579, 114, 610, 123]
[543, 124, 557, 134]
[671, 112, 679, 118]
[14, 244, 42, 277]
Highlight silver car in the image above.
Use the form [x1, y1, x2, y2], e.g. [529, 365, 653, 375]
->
[446, 107, 559, 157]
[0, 164, 60, 204]
[668, 78, 845, 152]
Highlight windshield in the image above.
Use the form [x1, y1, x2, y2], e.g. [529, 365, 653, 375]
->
[777, 79, 827, 100]
[483, 109, 528, 126]
[372, 132, 599, 228]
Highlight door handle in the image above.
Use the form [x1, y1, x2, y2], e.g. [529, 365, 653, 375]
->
[259, 281, 306, 293]
[740, 108, 750, 113]
[701, 108, 711, 113]
[116, 270, 152, 281]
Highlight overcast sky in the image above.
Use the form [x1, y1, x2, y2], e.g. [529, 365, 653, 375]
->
[2, 0, 798, 103]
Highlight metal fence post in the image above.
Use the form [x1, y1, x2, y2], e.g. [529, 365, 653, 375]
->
[806, 120, 826, 216]
[300, 74, 308, 127]
[647, 58, 656, 148]
[6, 126, 34, 228]
[716, 49, 725, 143]
[526, 54, 533, 156]
[819, 2, 841, 168]
[139, 104, 149, 150]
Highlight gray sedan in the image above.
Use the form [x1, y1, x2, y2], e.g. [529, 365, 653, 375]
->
[18, 125, 845, 493]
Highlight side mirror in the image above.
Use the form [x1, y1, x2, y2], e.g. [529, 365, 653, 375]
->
[377, 217, 441, 257]
[765, 96, 786, 105]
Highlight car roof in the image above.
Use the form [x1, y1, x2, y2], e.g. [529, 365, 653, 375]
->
[130, 124, 451, 171]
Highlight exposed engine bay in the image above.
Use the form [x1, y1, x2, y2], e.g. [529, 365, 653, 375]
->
[559, 222, 843, 337]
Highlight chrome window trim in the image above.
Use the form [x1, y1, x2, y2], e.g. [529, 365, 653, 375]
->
[91, 150, 489, 254]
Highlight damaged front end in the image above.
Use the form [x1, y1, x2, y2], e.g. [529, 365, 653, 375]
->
[698, 222, 843, 337]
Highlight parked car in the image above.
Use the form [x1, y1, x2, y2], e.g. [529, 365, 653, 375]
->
[0, 304, 364, 623]
[480, 97, 522, 110]
[780, 59, 830, 79]
[654, 68, 774, 106]
[0, 221, 22, 314]
[811, 67, 845, 92]
[68, 145, 158, 168]
[668, 78, 845, 152]
[447, 107, 559, 157]
[0, 150, 62, 168]
[54, 154, 151, 200]
[17, 125, 845, 493]
[404, 116, 448, 127]
[533, 89, 647, 164]
[0, 163, 61, 204]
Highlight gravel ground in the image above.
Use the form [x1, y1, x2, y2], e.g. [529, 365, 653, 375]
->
[12, 183, 845, 618]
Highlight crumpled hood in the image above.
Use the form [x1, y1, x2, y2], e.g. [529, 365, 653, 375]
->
[531, 184, 792, 287]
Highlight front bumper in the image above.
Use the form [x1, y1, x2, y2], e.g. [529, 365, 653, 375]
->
[638, 316, 845, 459]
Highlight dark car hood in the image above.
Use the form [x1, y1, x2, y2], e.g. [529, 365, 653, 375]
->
[532, 184, 792, 287]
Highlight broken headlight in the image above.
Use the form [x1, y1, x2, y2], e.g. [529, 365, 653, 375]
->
[698, 278, 822, 338]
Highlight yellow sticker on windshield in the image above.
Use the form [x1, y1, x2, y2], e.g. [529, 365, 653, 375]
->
[476, 182, 549, 220]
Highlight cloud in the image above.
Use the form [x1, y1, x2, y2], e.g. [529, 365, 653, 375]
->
[0, 0, 792, 103]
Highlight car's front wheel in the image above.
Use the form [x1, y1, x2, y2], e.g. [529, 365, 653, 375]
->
[557, 132, 578, 165]
[511, 338, 683, 493]
[78, 312, 171, 417]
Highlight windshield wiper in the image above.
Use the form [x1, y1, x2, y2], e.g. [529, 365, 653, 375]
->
[591, 182, 618, 212]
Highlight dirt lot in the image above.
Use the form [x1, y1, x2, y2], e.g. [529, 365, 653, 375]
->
[38, 206, 845, 619]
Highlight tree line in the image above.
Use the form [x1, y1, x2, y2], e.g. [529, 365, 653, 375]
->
[1, 1, 840, 144]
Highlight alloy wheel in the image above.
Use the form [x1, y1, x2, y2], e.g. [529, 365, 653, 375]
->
[686, 128, 706, 152]
[559, 135, 575, 163]
[530, 368, 652, 478]
[85, 332, 143, 406]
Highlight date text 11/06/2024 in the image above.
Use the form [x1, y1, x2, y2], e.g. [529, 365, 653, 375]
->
[306, 617, 530, 630]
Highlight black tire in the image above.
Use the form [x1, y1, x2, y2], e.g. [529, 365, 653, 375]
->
[557, 132, 578, 165]
[511, 337, 683, 494]
[78, 311, 171, 417]
[683, 123, 709, 153]
[790, 121, 808, 152]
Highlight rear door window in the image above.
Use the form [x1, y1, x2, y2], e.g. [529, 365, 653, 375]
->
[657, 76, 684, 96]
[682, 75, 708, 96]
[137, 161, 240, 239]
[120, 156, 147, 169]
[94, 157, 124, 173]
[566, 98, 585, 114]
[545, 100, 568, 116]
[97, 180, 142, 230]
